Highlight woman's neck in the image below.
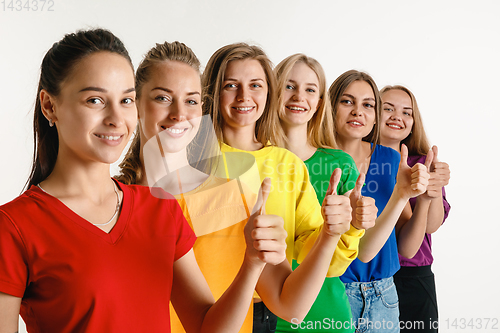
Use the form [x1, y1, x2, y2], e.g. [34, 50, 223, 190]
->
[380, 137, 401, 153]
[337, 137, 372, 174]
[222, 124, 263, 151]
[139, 144, 191, 187]
[282, 122, 317, 161]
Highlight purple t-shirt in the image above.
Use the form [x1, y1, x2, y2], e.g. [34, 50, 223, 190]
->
[399, 154, 451, 267]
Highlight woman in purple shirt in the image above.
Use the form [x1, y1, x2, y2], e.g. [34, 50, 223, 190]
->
[379, 85, 451, 333]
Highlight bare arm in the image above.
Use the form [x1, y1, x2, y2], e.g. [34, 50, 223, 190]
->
[256, 169, 353, 322]
[396, 198, 431, 258]
[358, 145, 430, 263]
[0, 292, 21, 333]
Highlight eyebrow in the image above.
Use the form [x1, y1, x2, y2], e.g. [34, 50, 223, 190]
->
[151, 87, 200, 95]
[342, 93, 375, 102]
[288, 79, 318, 87]
[383, 101, 413, 110]
[79, 87, 135, 94]
[223, 78, 265, 82]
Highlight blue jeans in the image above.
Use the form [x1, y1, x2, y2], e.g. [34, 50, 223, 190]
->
[344, 277, 400, 333]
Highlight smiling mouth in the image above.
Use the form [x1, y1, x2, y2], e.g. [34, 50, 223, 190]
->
[233, 106, 255, 113]
[348, 121, 363, 126]
[386, 123, 403, 130]
[163, 127, 188, 134]
[95, 134, 122, 141]
[286, 106, 307, 112]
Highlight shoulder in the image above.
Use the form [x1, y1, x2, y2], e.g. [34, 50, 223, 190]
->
[407, 154, 426, 167]
[373, 144, 400, 163]
[116, 181, 179, 212]
[0, 187, 44, 222]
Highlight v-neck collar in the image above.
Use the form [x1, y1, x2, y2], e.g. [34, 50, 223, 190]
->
[28, 180, 130, 244]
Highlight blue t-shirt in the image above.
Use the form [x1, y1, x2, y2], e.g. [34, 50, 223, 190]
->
[340, 144, 401, 283]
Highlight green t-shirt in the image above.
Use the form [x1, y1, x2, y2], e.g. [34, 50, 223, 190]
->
[277, 148, 359, 333]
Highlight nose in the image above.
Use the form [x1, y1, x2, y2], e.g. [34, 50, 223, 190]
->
[350, 103, 363, 117]
[104, 103, 125, 127]
[236, 86, 249, 102]
[292, 90, 305, 102]
[168, 101, 187, 122]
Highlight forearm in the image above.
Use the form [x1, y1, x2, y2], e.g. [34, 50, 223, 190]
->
[397, 197, 431, 259]
[200, 259, 265, 333]
[425, 194, 445, 234]
[257, 228, 340, 322]
[358, 191, 407, 262]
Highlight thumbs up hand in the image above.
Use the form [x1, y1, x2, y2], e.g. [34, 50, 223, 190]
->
[395, 144, 430, 200]
[244, 178, 287, 266]
[424, 146, 450, 198]
[321, 168, 352, 237]
[349, 173, 378, 230]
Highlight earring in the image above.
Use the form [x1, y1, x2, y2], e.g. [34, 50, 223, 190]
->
[49, 119, 54, 127]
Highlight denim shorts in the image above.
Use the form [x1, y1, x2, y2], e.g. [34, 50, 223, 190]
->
[344, 276, 400, 333]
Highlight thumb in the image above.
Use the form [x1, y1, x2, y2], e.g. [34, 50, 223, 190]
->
[432, 145, 439, 163]
[424, 146, 434, 171]
[251, 177, 271, 215]
[350, 172, 365, 201]
[325, 168, 342, 197]
[399, 144, 409, 170]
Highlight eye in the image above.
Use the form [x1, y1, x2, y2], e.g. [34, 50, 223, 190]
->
[122, 97, 135, 105]
[87, 97, 104, 105]
[306, 88, 316, 93]
[363, 102, 374, 108]
[285, 84, 294, 90]
[384, 107, 394, 112]
[187, 99, 199, 105]
[224, 83, 237, 89]
[155, 95, 172, 103]
[251, 83, 262, 88]
[340, 99, 353, 105]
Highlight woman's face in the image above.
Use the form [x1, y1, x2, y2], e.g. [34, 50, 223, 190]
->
[138, 61, 202, 153]
[219, 59, 268, 132]
[280, 62, 321, 127]
[380, 89, 414, 143]
[48, 51, 137, 165]
[334, 80, 376, 142]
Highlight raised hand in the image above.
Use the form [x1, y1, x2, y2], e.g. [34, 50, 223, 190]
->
[349, 173, 378, 230]
[395, 144, 430, 200]
[425, 146, 450, 198]
[321, 168, 352, 237]
[245, 178, 287, 266]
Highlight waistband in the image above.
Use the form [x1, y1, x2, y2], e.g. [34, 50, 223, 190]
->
[394, 265, 433, 278]
[344, 276, 394, 296]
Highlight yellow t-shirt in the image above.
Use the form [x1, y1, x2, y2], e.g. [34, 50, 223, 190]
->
[220, 143, 364, 277]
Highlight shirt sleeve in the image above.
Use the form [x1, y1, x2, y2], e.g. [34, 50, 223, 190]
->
[441, 187, 451, 223]
[169, 200, 197, 261]
[0, 210, 28, 297]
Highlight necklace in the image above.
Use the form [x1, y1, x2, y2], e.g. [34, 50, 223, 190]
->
[37, 181, 121, 227]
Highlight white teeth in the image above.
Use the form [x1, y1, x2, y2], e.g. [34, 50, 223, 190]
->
[165, 127, 185, 134]
[97, 134, 120, 140]
[289, 106, 306, 111]
[388, 124, 402, 129]
[236, 107, 253, 111]
[351, 121, 362, 126]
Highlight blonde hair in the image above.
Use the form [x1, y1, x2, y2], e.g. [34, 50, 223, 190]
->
[202, 43, 285, 146]
[275, 54, 337, 149]
[328, 70, 381, 155]
[116, 41, 202, 185]
[380, 85, 430, 156]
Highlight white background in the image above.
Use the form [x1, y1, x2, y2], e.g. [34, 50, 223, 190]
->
[1, 1, 499, 332]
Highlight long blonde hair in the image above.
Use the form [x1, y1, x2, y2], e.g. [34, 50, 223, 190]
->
[202, 43, 285, 147]
[116, 41, 201, 185]
[328, 70, 381, 155]
[380, 85, 430, 156]
[275, 53, 337, 149]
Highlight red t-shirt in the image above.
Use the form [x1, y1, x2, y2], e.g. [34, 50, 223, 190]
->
[0, 182, 196, 332]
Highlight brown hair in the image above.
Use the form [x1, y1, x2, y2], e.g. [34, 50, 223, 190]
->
[274, 53, 337, 149]
[328, 70, 381, 154]
[201, 42, 285, 146]
[116, 41, 202, 185]
[380, 85, 430, 156]
[26, 28, 132, 190]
